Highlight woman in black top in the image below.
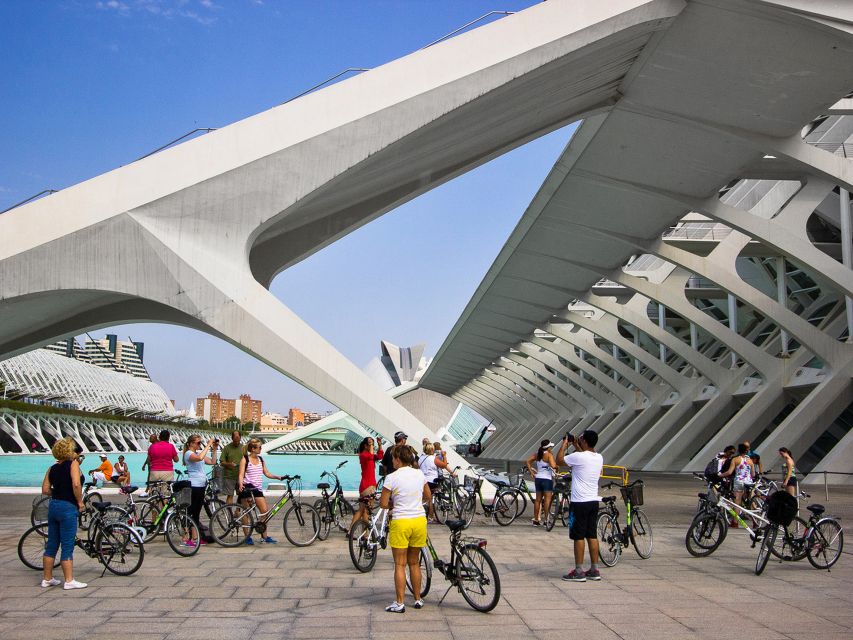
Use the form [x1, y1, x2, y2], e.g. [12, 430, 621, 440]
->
[40, 437, 86, 590]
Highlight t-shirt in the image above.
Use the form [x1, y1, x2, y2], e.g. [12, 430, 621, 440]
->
[184, 450, 207, 488]
[95, 459, 113, 478]
[220, 443, 244, 480]
[564, 451, 603, 503]
[383, 466, 427, 520]
[148, 441, 178, 472]
[380, 447, 395, 477]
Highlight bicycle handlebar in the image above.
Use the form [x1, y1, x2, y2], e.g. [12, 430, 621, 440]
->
[601, 479, 643, 489]
[337, 461, 347, 469]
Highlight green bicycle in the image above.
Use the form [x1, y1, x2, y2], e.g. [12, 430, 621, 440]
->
[597, 480, 653, 566]
[136, 480, 202, 557]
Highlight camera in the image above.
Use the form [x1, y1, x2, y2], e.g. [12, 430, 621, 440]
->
[565, 432, 574, 443]
[214, 438, 220, 444]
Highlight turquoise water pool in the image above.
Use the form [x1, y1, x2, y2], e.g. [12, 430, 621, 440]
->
[0, 452, 362, 490]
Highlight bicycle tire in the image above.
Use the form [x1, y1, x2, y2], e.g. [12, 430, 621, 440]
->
[511, 488, 528, 519]
[544, 496, 558, 532]
[17, 524, 58, 570]
[348, 519, 377, 572]
[456, 544, 501, 612]
[334, 498, 353, 532]
[432, 493, 452, 525]
[559, 496, 570, 528]
[629, 509, 654, 559]
[807, 518, 843, 570]
[493, 491, 519, 526]
[460, 494, 476, 528]
[596, 512, 621, 567]
[165, 510, 201, 557]
[769, 516, 808, 561]
[405, 547, 432, 598]
[685, 513, 727, 557]
[30, 495, 50, 527]
[96, 522, 145, 575]
[283, 502, 320, 547]
[755, 525, 775, 575]
[78, 491, 102, 529]
[136, 499, 161, 543]
[209, 503, 254, 547]
[314, 499, 332, 541]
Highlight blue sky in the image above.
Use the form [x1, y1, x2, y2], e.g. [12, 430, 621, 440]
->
[1, 0, 577, 414]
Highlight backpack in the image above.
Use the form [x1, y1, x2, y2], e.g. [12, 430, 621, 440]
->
[704, 457, 721, 481]
[766, 490, 798, 526]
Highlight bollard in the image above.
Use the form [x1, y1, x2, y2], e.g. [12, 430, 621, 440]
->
[825, 470, 829, 502]
[505, 460, 511, 477]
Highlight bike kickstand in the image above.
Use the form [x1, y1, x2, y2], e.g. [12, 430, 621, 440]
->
[437, 584, 454, 606]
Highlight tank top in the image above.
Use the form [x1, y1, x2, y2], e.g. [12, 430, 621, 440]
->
[735, 456, 753, 484]
[419, 454, 439, 482]
[49, 460, 77, 507]
[535, 457, 554, 480]
[243, 456, 263, 489]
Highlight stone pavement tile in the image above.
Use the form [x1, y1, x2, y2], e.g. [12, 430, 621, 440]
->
[148, 598, 201, 611]
[182, 586, 238, 598]
[307, 576, 354, 587]
[451, 624, 532, 639]
[195, 597, 251, 612]
[535, 627, 623, 640]
[86, 597, 156, 611]
[245, 598, 301, 612]
[276, 586, 329, 598]
[604, 622, 696, 640]
[370, 633, 454, 640]
[35, 598, 102, 612]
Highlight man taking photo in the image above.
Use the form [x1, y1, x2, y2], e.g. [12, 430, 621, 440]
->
[556, 429, 603, 582]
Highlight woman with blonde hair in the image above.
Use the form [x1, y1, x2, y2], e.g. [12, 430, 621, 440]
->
[238, 437, 284, 545]
[182, 434, 218, 546]
[40, 437, 86, 590]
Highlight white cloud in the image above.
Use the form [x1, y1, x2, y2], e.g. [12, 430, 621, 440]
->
[94, 0, 220, 25]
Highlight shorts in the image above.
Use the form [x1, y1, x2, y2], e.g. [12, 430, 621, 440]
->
[568, 501, 598, 541]
[238, 487, 264, 500]
[733, 480, 753, 492]
[427, 481, 438, 493]
[359, 485, 376, 498]
[91, 472, 107, 484]
[149, 470, 174, 483]
[220, 476, 237, 496]
[534, 478, 554, 493]
[786, 477, 798, 488]
[388, 516, 427, 549]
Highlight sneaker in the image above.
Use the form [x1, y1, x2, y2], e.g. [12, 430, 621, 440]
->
[413, 599, 425, 609]
[584, 568, 601, 581]
[531, 519, 541, 527]
[385, 601, 405, 613]
[63, 580, 88, 590]
[245, 537, 254, 546]
[41, 578, 61, 588]
[562, 569, 586, 582]
[181, 539, 197, 547]
[262, 537, 278, 544]
[198, 538, 207, 546]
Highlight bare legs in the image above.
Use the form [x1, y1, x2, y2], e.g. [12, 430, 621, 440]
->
[43, 557, 73, 583]
[573, 537, 599, 567]
[391, 546, 421, 603]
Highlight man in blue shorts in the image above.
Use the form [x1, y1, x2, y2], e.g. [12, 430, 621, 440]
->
[556, 430, 603, 582]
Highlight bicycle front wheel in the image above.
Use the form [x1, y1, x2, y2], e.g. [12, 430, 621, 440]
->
[596, 512, 621, 567]
[807, 518, 843, 570]
[348, 519, 377, 572]
[30, 495, 50, 527]
[314, 499, 332, 541]
[406, 546, 432, 598]
[685, 513, 727, 557]
[494, 491, 519, 527]
[544, 496, 558, 532]
[460, 495, 476, 528]
[755, 525, 775, 575]
[629, 509, 653, 559]
[283, 502, 320, 547]
[135, 499, 160, 542]
[559, 496, 570, 528]
[769, 516, 807, 561]
[210, 503, 254, 547]
[456, 544, 501, 612]
[433, 493, 452, 525]
[18, 524, 58, 570]
[165, 510, 201, 557]
[96, 522, 145, 575]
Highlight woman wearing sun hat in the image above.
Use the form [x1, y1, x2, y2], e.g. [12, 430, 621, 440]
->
[526, 439, 557, 526]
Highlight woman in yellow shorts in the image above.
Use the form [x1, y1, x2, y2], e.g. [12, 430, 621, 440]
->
[380, 444, 431, 613]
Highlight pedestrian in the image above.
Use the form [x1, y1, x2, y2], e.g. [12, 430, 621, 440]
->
[147, 430, 179, 484]
[237, 438, 283, 545]
[182, 434, 218, 547]
[418, 442, 454, 522]
[526, 439, 557, 527]
[219, 430, 243, 504]
[778, 447, 799, 497]
[556, 430, 603, 582]
[380, 445, 430, 613]
[720, 443, 754, 524]
[40, 437, 87, 590]
[350, 436, 383, 532]
[380, 431, 407, 477]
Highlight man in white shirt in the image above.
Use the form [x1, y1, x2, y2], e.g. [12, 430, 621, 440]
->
[556, 430, 604, 582]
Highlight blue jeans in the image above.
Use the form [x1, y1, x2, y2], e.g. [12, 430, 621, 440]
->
[44, 499, 78, 561]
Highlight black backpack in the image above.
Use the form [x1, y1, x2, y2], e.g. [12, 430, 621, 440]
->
[766, 490, 798, 526]
[704, 457, 721, 481]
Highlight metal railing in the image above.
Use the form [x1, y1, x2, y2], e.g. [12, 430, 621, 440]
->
[134, 127, 218, 161]
[420, 10, 515, 49]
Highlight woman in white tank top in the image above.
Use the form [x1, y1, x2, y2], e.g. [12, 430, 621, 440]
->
[526, 439, 557, 526]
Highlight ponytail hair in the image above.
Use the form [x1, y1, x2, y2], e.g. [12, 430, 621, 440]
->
[536, 439, 549, 462]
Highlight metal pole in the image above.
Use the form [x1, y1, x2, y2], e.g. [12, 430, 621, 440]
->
[840, 188, 853, 341]
[776, 256, 789, 355]
[689, 323, 699, 377]
[728, 294, 738, 368]
[658, 304, 666, 362]
[825, 470, 829, 501]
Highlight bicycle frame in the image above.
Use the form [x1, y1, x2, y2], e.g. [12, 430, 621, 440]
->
[240, 479, 297, 526]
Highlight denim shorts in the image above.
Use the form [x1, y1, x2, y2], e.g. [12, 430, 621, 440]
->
[44, 498, 78, 561]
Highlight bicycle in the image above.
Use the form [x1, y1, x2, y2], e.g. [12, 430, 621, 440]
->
[135, 480, 203, 557]
[596, 480, 653, 566]
[408, 519, 500, 612]
[18, 500, 145, 576]
[314, 461, 354, 540]
[209, 475, 320, 547]
[755, 501, 844, 575]
[458, 473, 519, 527]
[348, 502, 389, 572]
[544, 473, 572, 531]
[431, 470, 469, 524]
[504, 468, 536, 519]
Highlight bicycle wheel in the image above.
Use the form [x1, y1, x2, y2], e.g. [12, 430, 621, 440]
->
[30, 495, 50, 527]
[807, 518, 843, 570]
[18, 524, 58, 570]
[456, 544, 501, 612]
[78, 492, 102, 529]
[459, 494, 476, 528]
[629, 509, 653, 559]
[348, 519, 377, 572]
[165, 510, 201, 557]
[283, 502, 320, 547]
[511, 489, 528, 518]
[685, 513, 727, 557]
[209, 503, 254, 547]
[313, 499, 332, 541]
[405, 547, 432, 598]
[494, 491, 519, 526]
[96, 522, 145, 575]
[559, 496, 570, 528]
[334, 498, 353, 532]
[136, 499, 161, 543]
[596, 513, 621, 567]
[755, 525, 775, 575]
[544, 496, 558, 532]
[769, 516, 807, 561]
[432, 493, 452, 525]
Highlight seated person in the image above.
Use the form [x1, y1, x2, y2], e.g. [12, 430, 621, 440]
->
[111, 455, 130, 486]
[89, 454, 113, 485]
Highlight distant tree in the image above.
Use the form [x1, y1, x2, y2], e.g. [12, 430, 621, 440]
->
[197, 419, 210, 429]
[222, 416, 240, 429]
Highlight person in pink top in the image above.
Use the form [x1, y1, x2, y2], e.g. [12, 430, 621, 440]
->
[145, 430, 179, 484]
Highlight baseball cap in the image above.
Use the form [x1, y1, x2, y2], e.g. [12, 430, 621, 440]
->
[394, 431, 408, 441]
[99, 453, 107, 458]
[541, 440, 555, 449]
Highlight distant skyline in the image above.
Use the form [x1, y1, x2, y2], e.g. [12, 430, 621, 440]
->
[1, 0, 577, 415]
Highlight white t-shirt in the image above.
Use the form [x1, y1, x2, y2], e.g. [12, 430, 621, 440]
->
[419, 454, 439, 483]
[564, 451, 603, 503]
[384, 466, 427, 520]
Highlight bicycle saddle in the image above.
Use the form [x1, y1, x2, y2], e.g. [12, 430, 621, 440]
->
[316, 482, 330, 490]
[601, 496, 616, 504]
[119, 486, 139, 495]
[807, 504, 825, 516]
[445, 519, 467, 532]
[91, 501, 112, 512]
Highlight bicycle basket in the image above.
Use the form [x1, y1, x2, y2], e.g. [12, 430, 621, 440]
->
[464, 476, 483, 492]
[765, 490, 797, 526]
[172, 480, 192, 507]
[620, 483, 644, 506]
[31, 496, 49, 523]
[555, 475, 571, 492]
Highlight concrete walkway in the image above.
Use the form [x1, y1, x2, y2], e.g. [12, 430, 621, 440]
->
[0, 477, 850, 640]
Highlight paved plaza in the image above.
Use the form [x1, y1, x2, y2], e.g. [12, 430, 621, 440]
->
[0, 476, 851, 640]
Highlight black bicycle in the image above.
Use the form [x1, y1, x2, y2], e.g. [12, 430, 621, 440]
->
[755, 502, 844, 575]
[314, 461, 353, 540]
[597, 480, 653, 566]
[544, 473, 571, 531]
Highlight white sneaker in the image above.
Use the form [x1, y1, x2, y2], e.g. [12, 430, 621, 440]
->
[41, 578, 61, 588]
[413, 599, 425, 609]
[384, 601, 405, 613]
[63, 580, 88, 590]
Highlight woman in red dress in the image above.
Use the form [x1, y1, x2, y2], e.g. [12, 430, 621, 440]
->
[350, 436, 383, 533]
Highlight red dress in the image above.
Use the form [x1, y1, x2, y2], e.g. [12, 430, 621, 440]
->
[358, 448, 383, 493]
